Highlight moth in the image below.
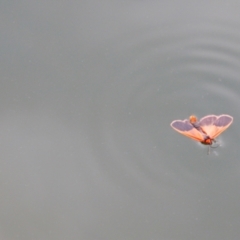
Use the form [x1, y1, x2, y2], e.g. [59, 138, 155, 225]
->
[170, 114, 233, 153]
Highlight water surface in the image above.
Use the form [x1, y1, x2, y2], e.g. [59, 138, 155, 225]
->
[1, 1, 240, 239]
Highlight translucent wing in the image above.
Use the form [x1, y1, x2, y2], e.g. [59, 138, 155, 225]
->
[171, 119, 205, 142]
[199, 114, 233, 139]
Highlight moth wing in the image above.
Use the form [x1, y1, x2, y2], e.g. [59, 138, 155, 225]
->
[199, 114, 233, 138]
[198, 115, 218, 136]
[210, 115, 233, 138]
[171, 119, 205, 142]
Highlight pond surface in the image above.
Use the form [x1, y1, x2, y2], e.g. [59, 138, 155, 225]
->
[1, 1, 240, 239]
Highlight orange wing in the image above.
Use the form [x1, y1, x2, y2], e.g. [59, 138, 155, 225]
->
[199, 114, 233, 139]
[171, 119, 205, 142]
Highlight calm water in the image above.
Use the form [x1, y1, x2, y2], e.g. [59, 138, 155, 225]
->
[1, 1, 240, 239]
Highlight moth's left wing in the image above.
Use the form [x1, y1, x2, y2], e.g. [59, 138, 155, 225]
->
[199, 114, 233, 139]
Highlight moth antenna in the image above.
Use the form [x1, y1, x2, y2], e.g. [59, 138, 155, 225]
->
[207, 146, 210, 155]
[208, 140, 220, 154]
[210, 140, 220, 149]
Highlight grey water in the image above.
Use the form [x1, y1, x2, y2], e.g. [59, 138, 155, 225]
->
[1, 1, 240, 239]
